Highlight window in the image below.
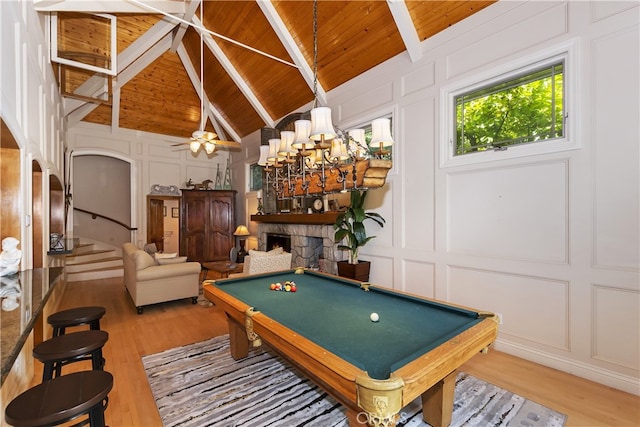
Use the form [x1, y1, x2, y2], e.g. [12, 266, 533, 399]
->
[455, 61, 564, 156]
[249, 163, 263, 191]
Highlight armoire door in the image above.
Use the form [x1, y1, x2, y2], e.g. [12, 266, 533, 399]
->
[180, 191, 209, 262]
[207, 192, 235, 260]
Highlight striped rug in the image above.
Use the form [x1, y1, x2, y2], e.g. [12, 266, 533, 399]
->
[142, 335, 566, 427]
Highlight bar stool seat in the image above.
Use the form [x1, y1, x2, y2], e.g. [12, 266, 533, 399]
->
[33, 330, 108, 381]
[47, 306, 106, 337]
[4, 370, 113, 427]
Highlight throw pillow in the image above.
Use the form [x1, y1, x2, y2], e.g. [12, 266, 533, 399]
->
[143, 243, 158, 255]
[133, 250, 156, 270]
[268, 247, 284, 255]
[157, 256, 188, 265]
[154, 252, 178, 259]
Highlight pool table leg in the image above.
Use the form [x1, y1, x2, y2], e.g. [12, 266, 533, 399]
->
[421, 370, 457, 427]
[227, 317, 249, 360]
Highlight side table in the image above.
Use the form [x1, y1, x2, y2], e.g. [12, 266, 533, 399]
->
[200, 261, 244, 281]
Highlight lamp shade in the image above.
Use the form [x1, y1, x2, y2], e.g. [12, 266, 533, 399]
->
[257, 145, 270, 166]
[267, 138, 281, 162]
[292, 119, 314, 150]
[309, 107, 336, 142]
[330, 139, 349, 160]
[348, 128, 366, 145]
[370, 118, 394, 147]
[278, 131, 296, 156]
[233, 225, 250, 236]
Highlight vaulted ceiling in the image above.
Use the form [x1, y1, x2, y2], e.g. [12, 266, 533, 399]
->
[35, 0, 495, 144]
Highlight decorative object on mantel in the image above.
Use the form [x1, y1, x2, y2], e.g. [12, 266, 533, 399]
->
[334, 190, 385, 281]
[223, 157, 232, 190]
[0, 237, 22, 277]
[257, 0, 394, 201]
[150, 184, 181, 196]
[215, 164, 222, 190]
[185, 178, 213, 190]
[233, 225, 251, 262]
[255, 190, 264, 215]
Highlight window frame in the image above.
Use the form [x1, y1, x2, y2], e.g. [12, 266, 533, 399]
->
[440, 39, 579, 168]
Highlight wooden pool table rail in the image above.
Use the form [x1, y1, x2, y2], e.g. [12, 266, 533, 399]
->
[203, 282, 498, 427]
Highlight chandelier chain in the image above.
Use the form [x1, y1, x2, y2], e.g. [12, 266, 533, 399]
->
[312, 0, 318, 109]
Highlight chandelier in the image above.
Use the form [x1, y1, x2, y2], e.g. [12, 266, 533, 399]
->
[257, 0, 394, 201]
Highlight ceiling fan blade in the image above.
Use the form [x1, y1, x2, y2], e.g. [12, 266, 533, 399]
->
[171, 142, 191, 147]
[213, 140, 242, 151]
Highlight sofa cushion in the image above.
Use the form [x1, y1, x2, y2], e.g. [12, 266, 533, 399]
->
[157, 256, 188, 265]
[249, 247, 284, 258]
[133, 250, 156, 270]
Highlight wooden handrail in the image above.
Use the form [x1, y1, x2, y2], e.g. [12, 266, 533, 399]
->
[74, 207, 137, 231]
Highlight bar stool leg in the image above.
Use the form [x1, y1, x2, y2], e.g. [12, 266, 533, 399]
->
[88, 399, 107, 427]
[92, 348, 105, 370]
[42, 363, 55, 382]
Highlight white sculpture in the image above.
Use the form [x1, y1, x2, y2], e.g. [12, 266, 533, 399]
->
[0, 237, 22, 277]
[0, 275, 20, 311]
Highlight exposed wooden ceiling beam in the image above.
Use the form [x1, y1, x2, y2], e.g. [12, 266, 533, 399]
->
[34, 0, 186, 14]
[176, 44, 240, 142]
[257, 0, 327, 107]
[170, 0, 199, 53]
[67, 23, 175, 126]
[193, 16, 275, 130]
[386, 0, 422, 63]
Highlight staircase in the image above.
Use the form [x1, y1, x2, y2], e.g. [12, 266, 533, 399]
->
[65, 240, 124, 282]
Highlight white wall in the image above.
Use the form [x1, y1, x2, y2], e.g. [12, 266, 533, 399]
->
[335, 0, 639, 395]
[66, 121, 234, 249]
[231, 1, 640, 394]
[0, 0, 65, 268]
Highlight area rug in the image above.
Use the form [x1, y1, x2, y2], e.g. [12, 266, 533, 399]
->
[142, 335, 566, 427]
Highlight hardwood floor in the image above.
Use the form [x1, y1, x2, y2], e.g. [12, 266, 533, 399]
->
[30, 276, 639, 427]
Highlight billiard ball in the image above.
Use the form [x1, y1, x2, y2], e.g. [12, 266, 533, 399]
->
[370, 313, 379, 322]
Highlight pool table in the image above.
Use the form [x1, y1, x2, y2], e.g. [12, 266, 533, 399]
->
[203, 269, 498, 427]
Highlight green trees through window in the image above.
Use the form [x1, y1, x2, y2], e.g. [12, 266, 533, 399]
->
[455, 61, 564, 155]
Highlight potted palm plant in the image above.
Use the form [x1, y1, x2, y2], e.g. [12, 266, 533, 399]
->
[333, 190, 385, 281]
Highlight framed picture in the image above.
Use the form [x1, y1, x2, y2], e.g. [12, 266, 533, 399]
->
[172, 207, 179, 218]
[163, 206, 167, 217]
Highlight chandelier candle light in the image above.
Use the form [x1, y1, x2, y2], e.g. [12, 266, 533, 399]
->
[257, 0, 394, 200]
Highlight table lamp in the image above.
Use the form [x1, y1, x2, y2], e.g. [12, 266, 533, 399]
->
[233, 225, 250, 262]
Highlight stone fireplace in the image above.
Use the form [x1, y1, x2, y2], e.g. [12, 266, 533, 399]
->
[254, 215, 345, 275]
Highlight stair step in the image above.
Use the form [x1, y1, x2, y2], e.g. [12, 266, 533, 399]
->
[66, 258, 123, 273]
[66, 249, 118, 264]
[67, 265, 123, 282]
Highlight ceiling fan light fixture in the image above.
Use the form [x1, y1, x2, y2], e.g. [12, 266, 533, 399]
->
[190, 140, 201, 153]
[204, 141, 215, 154]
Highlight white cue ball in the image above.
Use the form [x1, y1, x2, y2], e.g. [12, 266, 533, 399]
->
[370, 312, 379, 322]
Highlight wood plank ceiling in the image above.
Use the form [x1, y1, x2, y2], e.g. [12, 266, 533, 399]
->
[36, 0, 495, 144]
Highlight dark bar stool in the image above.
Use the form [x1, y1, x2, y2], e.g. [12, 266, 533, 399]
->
[4, 370, 113, 427]
[48, 306, 106, 337]
[33, 330, 108, 381]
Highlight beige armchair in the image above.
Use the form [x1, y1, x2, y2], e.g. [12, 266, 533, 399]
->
[230, 250, 292, 277]
[122, 243, 200, 314]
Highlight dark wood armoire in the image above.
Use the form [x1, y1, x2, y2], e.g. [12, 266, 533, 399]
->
[180, 190, 236, 262]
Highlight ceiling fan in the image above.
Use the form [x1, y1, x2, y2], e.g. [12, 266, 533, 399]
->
[171, 130, 241, 153]
[172, 2, 241, 154]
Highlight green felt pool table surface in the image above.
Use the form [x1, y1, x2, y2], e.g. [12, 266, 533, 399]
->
[211, 269, 484, 380]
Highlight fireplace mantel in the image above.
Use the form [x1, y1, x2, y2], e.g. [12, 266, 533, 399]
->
[251, 212, 339, 225]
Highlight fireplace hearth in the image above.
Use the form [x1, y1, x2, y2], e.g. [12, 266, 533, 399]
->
[257, 223, 344, 275]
